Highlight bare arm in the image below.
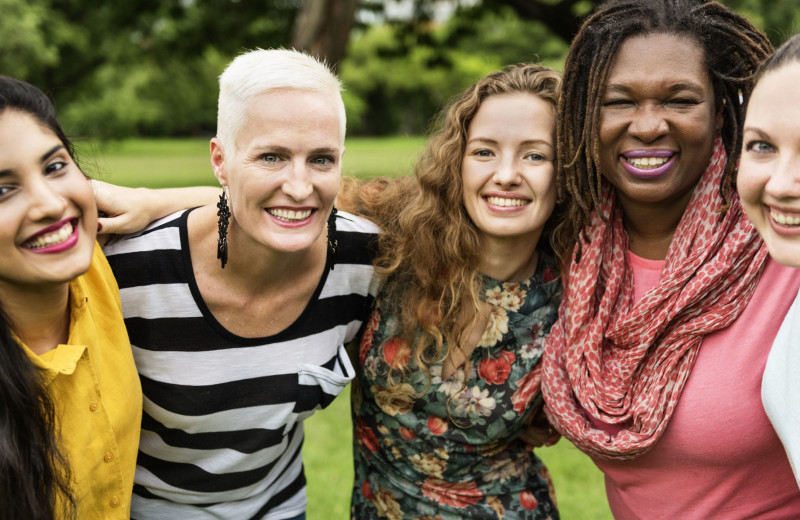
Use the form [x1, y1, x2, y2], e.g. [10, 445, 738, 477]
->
[93, 180, 219, 235]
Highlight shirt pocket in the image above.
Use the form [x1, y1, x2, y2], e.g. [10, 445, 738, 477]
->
[295, 344, 355, 415]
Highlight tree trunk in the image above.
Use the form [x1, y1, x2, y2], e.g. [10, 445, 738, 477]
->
[291, 0, 359, 71]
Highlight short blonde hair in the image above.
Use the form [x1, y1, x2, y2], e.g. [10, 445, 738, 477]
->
[216, 48, 346, 153]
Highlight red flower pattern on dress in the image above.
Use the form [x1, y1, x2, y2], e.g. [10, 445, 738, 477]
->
[361, 479, 374, 501]
[360, 309, 380, 366]
[399, 426, 416, 440]
[421, 478, 483, 509]
[427, 416, 448, 435]
[511, 364, 542, 414]
[356, 418, 380, 453]
[478, 350, 516, 385]
[519, 490, 539, 510]
[383, 337, 411, 369]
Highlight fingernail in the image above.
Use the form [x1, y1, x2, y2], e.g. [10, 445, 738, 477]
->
[97, 222, 103, 232]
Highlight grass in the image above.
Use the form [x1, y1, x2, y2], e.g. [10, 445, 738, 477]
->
[90, 136, 612, 519]
[77, 135, 426, 188]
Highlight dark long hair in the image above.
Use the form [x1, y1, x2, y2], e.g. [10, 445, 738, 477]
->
[554, 0, 773, 261]
[0, 76, 77, 519]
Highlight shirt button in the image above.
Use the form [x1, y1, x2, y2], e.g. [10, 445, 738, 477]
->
[110, 496, 120, 508]
[89, 401, 99, 412]
[104, 451, 114, 462]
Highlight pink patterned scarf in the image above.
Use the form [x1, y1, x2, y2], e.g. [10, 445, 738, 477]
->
[542, 138, 768, 460]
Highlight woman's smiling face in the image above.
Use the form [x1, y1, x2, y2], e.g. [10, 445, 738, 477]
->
[598, 33, 722, 215]
[738, 63, 800, 268]
[0, 110, 96, 290]
[211, 88, 342, 256]
[461, 92, 556, 249]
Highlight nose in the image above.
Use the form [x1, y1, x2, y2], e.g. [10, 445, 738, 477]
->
[27, 177, 68, 222]
[492, 154, 522, 188]
[765, 153, 800, 199]
[282, 159, 313, 201]
[628, 104, 669, 143]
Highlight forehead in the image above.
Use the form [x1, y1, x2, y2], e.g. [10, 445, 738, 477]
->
[236, 88, 342, 151]
[468, 93, 555, 141]
[747, 63, 800, 129]
[606, 33, 711, 92]
[0, 110, 61, 167]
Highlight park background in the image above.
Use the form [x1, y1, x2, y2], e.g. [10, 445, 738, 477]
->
[5, 0, 798, 517]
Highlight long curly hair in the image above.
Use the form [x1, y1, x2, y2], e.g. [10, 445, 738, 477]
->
[554, 0, 773, 262]
[341, 63, 561, 388]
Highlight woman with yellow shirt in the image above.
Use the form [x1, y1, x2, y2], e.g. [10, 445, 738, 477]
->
[0, 76, 142, 518]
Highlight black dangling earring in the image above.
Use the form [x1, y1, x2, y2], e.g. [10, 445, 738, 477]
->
[327, 206, 338, 271]
[216, 186, 231, 269]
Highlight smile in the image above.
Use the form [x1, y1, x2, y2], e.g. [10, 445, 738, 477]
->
[622, 151, 676, 179]
[485, 196, 530, 207]
[22, 218, 79, 253]
[266, 208, 313, 222]
[770, 208, 800, 227]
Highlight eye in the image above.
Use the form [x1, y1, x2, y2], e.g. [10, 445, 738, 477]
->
[311, 155, 335, 167]
[261, 153, 281, 163]
[44, 160, 68, 175]
[602, 99, 635, 108]
[0, 184, 17, 199]
[525, 152, 548, 162]
[474, 149, 494, 158]
[665, 98, 701, 108]
[745, 140, 775, 154]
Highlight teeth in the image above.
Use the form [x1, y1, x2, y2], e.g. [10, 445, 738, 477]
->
[267, 208, 312, 221]
[771, 210, 800, 227]
[628, 157, 669, 168]
[486, 197, 529, 207]
[25, 221, 74, 249]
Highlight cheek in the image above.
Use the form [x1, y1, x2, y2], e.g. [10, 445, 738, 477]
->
[736, 160, 766, 207]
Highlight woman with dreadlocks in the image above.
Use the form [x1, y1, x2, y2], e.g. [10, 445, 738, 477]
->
[541, 0, 800, 517]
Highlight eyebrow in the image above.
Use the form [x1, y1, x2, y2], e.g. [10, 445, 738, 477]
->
[255, 145, 340, 155]
[468, 137, 554, 148]
[604, 83, 706, 95]
[742, 126, 771, 139]
[0, 144, 65, 177]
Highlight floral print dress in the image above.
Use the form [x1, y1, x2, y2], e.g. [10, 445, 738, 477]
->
[351, 250, 562, 520]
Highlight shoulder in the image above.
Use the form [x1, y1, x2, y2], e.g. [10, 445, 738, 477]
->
[334, 210, 381, 266]
[336, 210, 381, 235]
[103, 209, 188, 258]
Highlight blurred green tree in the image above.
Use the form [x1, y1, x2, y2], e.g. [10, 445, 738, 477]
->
[1, 0, 795, 139]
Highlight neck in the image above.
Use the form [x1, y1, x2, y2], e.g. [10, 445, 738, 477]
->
[478, 233, 541, 282]
[0, 282, 71, 355]
[191, 205, 328, 295]
[618, 190, 693, 260]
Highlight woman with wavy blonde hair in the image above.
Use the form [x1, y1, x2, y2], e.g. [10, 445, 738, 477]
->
[345, 63, 563, 519]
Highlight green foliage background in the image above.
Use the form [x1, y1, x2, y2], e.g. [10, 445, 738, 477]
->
[3, 0, 796, 141]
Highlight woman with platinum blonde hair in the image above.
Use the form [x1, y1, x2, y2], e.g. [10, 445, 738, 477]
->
[102, 48, 381, 520]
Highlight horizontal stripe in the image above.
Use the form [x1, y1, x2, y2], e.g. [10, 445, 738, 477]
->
[141, 412, 284, 453]
[121, 284, 203, 319]
[131, 340, 352, 385]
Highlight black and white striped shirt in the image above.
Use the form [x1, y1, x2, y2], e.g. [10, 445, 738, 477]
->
[104, 209, 380, 520]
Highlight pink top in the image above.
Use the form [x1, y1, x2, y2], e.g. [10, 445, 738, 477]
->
[591, 255, 800, 520]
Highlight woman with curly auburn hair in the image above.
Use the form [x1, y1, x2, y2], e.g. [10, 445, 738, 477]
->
[344, 63, 563, 519]
[541, 0, 800, 518]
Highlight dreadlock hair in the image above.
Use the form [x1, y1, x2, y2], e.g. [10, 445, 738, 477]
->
[554, 0, 773, 263]
[0, 76, 77, 519]
[340, 63, 561, 401]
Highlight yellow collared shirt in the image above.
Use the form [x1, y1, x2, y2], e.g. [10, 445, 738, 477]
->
[22, 243, 142, 518]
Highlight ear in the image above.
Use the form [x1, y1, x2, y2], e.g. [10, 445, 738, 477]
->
[210, 138, 227, 185]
